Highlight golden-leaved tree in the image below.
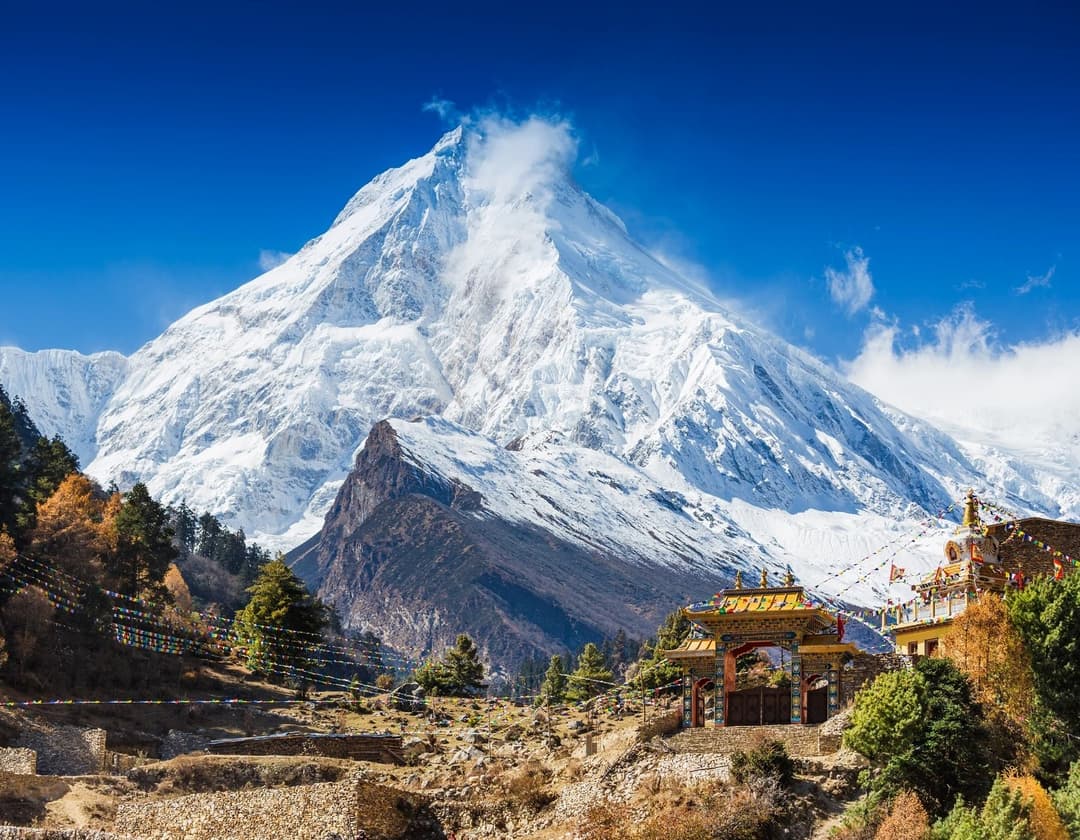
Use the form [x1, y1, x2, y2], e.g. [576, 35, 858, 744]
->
[1005, 774, 1069, 840]
[29, 473, 107, 579]
[941, 594, 1033, 741]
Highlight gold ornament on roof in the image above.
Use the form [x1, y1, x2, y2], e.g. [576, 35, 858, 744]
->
[760, 567, 769, 589]
[784, 569, 795, 587]
[961, 489, 979, 529]
[734, 571, 743, 589]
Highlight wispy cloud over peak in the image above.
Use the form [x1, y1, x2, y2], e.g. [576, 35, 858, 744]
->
[825, 246, 875, 316]
[422, 97, 462, 125]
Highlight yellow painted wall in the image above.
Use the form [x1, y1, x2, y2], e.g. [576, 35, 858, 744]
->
[893, 621, 953, 655]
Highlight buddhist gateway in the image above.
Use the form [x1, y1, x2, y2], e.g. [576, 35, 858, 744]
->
[662, 567, 859, 729]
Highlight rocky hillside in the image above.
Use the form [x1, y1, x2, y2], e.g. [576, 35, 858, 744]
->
[290, 418, 756, 667]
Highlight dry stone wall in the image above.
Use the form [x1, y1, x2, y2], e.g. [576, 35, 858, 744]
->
[114, 775, 441, 840]
[159, 729, 210, 760]
[636, 710, 682, 742]
[0, 748, 37, 775]
[665, 722, 831, 756]
[16, 727, 106, 776]
[206, 732, 404, 763]
[841, 653, 911, 707]
[0, 831, 128, 840]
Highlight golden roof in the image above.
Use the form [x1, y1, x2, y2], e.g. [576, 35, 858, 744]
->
[663, 638, 716, 659]
[685, 586, 817, 616]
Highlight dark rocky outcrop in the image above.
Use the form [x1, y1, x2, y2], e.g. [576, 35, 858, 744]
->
[289, 421, 734, 672]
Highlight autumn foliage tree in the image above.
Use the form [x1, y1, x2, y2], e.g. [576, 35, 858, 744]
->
[942, 593, 1034, 767]
[1003, 775, 1069, 840]
[29, 473, 106, 579]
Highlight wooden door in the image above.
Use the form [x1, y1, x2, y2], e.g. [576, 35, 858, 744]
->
[805, 686, 827, 724]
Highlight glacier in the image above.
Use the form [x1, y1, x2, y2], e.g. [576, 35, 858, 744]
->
[2, 119, 1075, 607]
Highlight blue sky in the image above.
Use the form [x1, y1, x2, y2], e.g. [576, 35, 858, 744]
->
[1, 0, 1077, 380]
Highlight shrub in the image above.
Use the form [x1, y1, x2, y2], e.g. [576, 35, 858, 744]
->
[875, 790, 930, 840]
[846, 658, 991, 814]
[730, 738, 794, 788]
[501, 760, 554, 811]
[830, 792, 886, 840]
[931, 777, 1036, 840]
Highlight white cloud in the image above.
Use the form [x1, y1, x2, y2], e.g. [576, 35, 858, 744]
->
[844, 303, 1080, 447]
[258, 249, 292, 272]
[464, 114, 577, 205]
[825, 246, 875, 316]
[1015, 264, 1055, 295]
[422, 97, 460, 124]
[440, 115, 577, 299]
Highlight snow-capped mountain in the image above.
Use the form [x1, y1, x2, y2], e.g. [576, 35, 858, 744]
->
[2, 120, 1074, 612]
[0, 347, 127, 465]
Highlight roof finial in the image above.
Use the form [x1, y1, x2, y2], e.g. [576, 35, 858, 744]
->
[760, 567, 769, 589]
[962, 489, 979, 528]
[734, 570, 743, 589]
[784, 568, 795, 587]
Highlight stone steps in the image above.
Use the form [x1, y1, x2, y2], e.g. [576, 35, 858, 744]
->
[663, 723, 839, 757]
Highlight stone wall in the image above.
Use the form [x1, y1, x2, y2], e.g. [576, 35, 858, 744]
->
[206, 732, 404, 764]
[159, 729, 210, 760]
[841, 653, 911, 707]
[114, 776, 441, 840]
[0, 831, 128, 840]
[16, 727, 106, 776]
[0, 748, 37, 775]
[636, 710, 682, 742]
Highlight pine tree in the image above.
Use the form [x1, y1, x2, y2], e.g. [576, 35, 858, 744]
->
[17, 435, 79, 533]
[1008, 573, 1080, 782]
[0, 389, 24, 538]
[108, 483, 177, 597]
[170, 502, 198, 557]
[232, 556, 327, 679]
[628, 609, 690, 690]
[196, 512, 222, 559]
[567, 642, 613, 701]
[538, 654, 568, 705]
[1052, 760, 1080, 838]
[978, 777, 1036, 840]
[444, 633, 485, 696]
[412, 634, 486, 697]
